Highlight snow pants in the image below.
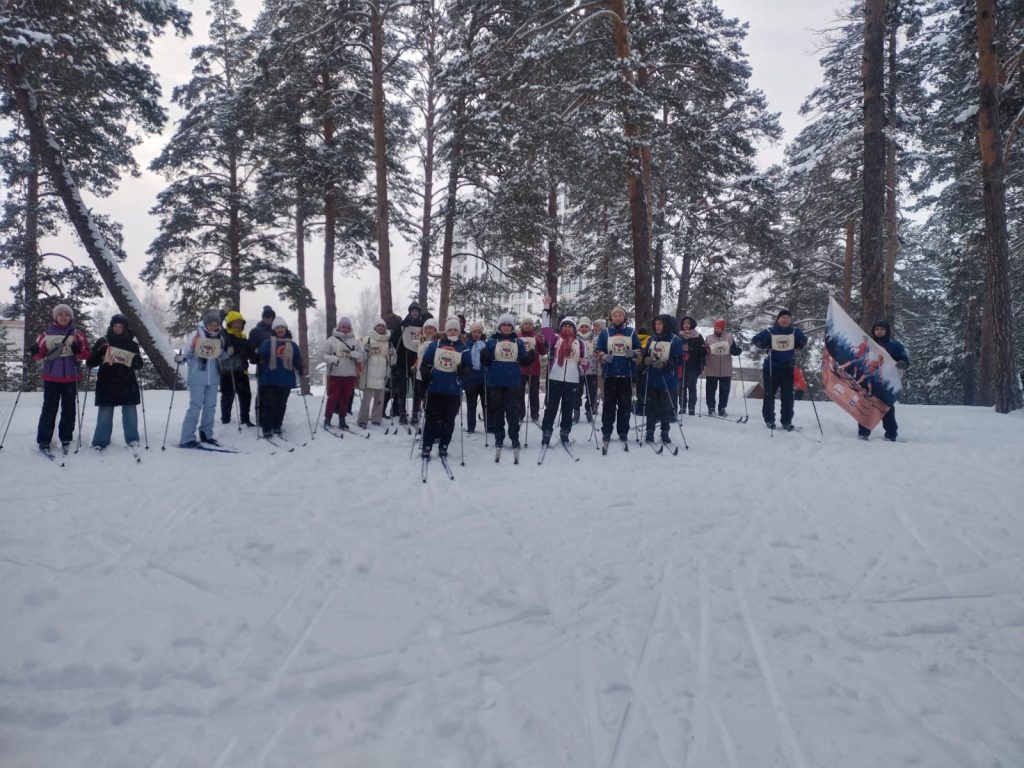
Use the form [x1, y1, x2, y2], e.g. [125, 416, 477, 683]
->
[540, 379, 579, 441]
[762, 365, 795, 426]
[220, 369, 251, 424]
[859, 405, 898, 440]
[325, 375, 357, 424]
[487, 385, 521, 448]
[36, 380, 77, 447]
[180, 381, 217, 445]
[422, 392, 461, 454]
[357, 387, 386, 425]
[645, 388, 673, 440]
[680, 364, 700, 413]
[463, 382, 484, 432]
[259, 384, 290, 435]
[601, 376, 633, 441]
[519, 373, 540, 421]
[705, 376, 732, 414]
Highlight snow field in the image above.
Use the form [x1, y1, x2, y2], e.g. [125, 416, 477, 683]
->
[1, 390, 1023, 767]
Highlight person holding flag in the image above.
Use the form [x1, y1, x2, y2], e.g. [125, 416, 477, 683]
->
[857, 321, 909, 441]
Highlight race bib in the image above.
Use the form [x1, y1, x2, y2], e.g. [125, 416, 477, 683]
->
[336, 344, 353, 359]
[435, 346, 461, 373]
[403, 326, 421, 352]
[648, 340, 672, 362]
[608, 335, 632, 357]
[494, 340, 518, 362]
[104, 345, 136, 367]
[520, 336, 536, 353]
[771, 334, 794, 352]
[558, 339, 581, 362]
[709, 341, 731, 356]
[367, 339, 388, 358]
[196, 337, 222, 360]
[44, 334, 75, 357]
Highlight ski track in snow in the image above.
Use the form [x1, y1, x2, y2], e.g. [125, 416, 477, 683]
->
[2, 392, 1024, 767]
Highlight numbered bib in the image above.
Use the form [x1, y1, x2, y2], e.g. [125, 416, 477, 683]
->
[648, 340, 672, 362]
[709, 341, 731, 356]
[104, 345, 136, 367]
[608, 335, 632, 357]
[494, 340, 519, 362]
[196, 337, 222, 360]
[771, 334, 794, 352]
[520, 336, 536, 353]
[435, 346, 461, 373]
[403, 326, 421, 352]
[44, 334, 75, 357]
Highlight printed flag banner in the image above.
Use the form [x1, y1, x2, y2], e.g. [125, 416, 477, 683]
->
[823, 297, 903, 430]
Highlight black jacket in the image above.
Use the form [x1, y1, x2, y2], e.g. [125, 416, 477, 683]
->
[88, 331, 143, 407]
[221, 330, 250, 374]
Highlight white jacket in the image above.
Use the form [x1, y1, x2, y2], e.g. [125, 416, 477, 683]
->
[359, 330, 396, 390]
[323, 330, 366, 377]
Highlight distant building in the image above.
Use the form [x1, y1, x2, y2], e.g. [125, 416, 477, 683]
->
[0, 318, 25, 357]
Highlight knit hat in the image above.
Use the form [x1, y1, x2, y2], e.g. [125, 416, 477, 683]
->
[468, 320, 484, 333]
[272, 317, 288, 330]
[262, 305, 275, 320]
[777, 309, 792, 320]
[52, 303, 74, 321]
[373, 318, 387, 331]
[578, 317, 592, 329]
[445, 317, 461, 333]
[520, 316, 535, 329]
[422, 317, 439, 332]
[497, 313, 516, 329]
[109, 313, 129, 328]
[408, 302, 421, 313]
[337, 316, 352, 331]
[714, 319, 726, 332]
[594, 318, 606, 328]
[559, 317, 577, 333]
[202, 309, 221, 326]
[610, 306, 627, 319]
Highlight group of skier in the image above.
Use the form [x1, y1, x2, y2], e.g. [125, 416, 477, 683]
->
[18, 297, 910, 461]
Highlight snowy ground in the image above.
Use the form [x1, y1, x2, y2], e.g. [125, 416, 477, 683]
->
[2, 388, 1023, 768]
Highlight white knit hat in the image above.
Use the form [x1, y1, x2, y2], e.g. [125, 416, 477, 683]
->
[422, 317, 439, 332]
[52, 303, 74, 320]
[578, 316, 592, 328]
[272, 317, 288, 329]
[445, 317, 461, 333]
[497, 313, 515, 328]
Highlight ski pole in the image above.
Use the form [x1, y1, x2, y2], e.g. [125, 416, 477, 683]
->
[767, 347, 774, 437]
[231, 371, 243, 433]
[523, 373, 531, 448]
[483, 366, 489, 448]
[458, 383, 466, 466]
[161, 357, 183, 451]
[300, 374, 315, 439]
[410, 388, 428, 459]
[313, 361, 337, 434]
[139, 380, 150, 450]
[735, 351, 749, 423]
[75, 366, 93, 453]
[638, 354, 652, 443]
[0, 359, 28, 454]
[698, 368, 703, 418]
[675, 407, 691, 450]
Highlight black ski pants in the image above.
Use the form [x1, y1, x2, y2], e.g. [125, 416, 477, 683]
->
[680, 363, 701, 413]
[705, 376, 731, 413]
[540, 379, 579, 440]
[37, 380, 77, 446]
[859, 405, 898, 439]
[519, 373, 540, 420]
[601, 376, 633, 440]
[487, 385, 521, 447]
[422, 392, 461, 453]
[645, 388, 673, 439]
[259, 384, 290, 434]
[762, 365, 795, 426]
[220, 370, 251, 423]
[463, 383, 484, 432]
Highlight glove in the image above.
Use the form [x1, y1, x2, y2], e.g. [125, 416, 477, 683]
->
[29, 342, 40, 355]
[896, 360, 909, 370]
[174, 352, 185, 364]
[132, 355, 144, 370]
[526, 350, 537, 364]
[325, 354, 340, 365]
[652, 360, 666, 369]
[71, 341, 81, 354]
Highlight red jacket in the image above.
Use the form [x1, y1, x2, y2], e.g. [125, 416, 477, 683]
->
[517, 330, 547, 376]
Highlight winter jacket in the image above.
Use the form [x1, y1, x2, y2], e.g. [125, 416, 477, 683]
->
[539, 311, 586, 384]
[184, 326, 229, 386]
[871, 321, 910, 369]
[323, 330, 366, 378]
[221, 311, 250, 374]
[752, 324, 808, 368]
[518, 328, 547, 377]
[33, 324, 90, 383]
[390, 312, 431, 375]
[360, 330, 397, 390]
[482, 331, 530, 388]
[679, 318, 705, 370]
[259, 337, 304, 388]
[578, 331, 599, 375]
[88, 327, 143, 407]
[420, 338, 471, 396]
[642, 316, 684, 390]
[596, 323, 640, 378]
[461, 338, 487, 389]
[702, 331, 742, 378]
[248, 320, 278, 365]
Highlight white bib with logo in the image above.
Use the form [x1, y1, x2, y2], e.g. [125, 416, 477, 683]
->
[608, 334, 632, 357]
[403, 326, 422, 352]
[367, 338, 388, 358]
[709, 340, 731, 356]
[771, 334, 794, 352]
[105, 345, 136, 367]
[557, 339, 581, 362]
[44, 334, 75, 357]
[196, 337, 222, 360]
[434, 346, 461, 373]
[648, 340, 673, 362]
[494, 340, 519, 363]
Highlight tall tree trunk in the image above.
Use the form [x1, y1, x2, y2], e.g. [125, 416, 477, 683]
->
[295, 205, 310, 396]
[883, 0, 900, 324]
[860, 0, 887, 326]
[974, 0, 1022, 412]
[438, 96, 465, 324]
[675, 224, 693, 324]
[418, 54, 436, 310]
[653, 159, 667, 316]
[608, 0, 653, 330]
[322, 85, 337, 332]
[977, 293, 994, 406]
[843, 217, 856, 311]
[228, 151, 242, 310]
[23, 137, 40, 386]
[370, 3, 394, 319]
[964, 294, 979, 405]
[5, 62, 178, 385]
[546, 180, 559, 302]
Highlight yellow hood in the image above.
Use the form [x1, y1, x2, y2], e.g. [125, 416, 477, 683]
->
[225, 311, 247, 338]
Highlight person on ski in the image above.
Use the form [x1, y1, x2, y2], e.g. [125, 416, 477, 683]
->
[858, 320, 909, 441]
[751, 309, 808, 431]
[640, 313, 683, 445]
[357, 319, 395, 428]
[576, 317, 598, 423]
[389, 302, 430, 426]
[419, 318, 471, 458]
[413, 317, 440, 428]
[248, 306, 283, 428]
[178, 309, 229, 447]
[596, 306, 640, 448]
[517, 315, 547, 423]
[31, 303, 90, 451]
[678, 316, 705, 416]
[703, 319, 742, 417]
[87, 313, 144, 449]
[257, 317, 304, 438]
[322, 317, 366, 430]
[220, 311, 252, 426]
[539, 300, 586, 446]
[462, 321, 487, 434]
[482, 313, 532, 454]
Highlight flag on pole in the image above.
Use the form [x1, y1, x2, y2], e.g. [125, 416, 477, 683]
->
[822, 297, 903, 430]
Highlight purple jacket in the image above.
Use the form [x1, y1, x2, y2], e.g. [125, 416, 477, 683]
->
[33, 324, 90, 383]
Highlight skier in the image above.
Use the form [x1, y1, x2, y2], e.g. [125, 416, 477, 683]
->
[517, 315, 547, 423]
[413, 317, 440, 427]
[679, 316, 705, 416]
[596, 306, 640, 450]
[482, 313, 532, 458]
[751, 309, 808, 431]
[87, 313, 144, 449]
[576, 317, 598, 423]
[641, 313, 683, 445]
[703, 319, 742, 417]
[539, 301, 586, 446]
[462, 321, 487, 434]
[389, 302, 430, 425]
[220, 310, 252, 426]
[257, 317, 304, 438]
[323, 317, 366, 430]
[419, 318, 471, 458]
[248, 305, 279, 429]
[31, 303, 90, 452]
[178, 309, 228, 447]
[357, 318, 395, 428]
[858, 320, 910, 441]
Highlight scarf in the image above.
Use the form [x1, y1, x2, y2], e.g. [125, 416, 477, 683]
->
[680, 328, 700, 340]
[556, 328, 578, 367]
[268, 335, 294, 371]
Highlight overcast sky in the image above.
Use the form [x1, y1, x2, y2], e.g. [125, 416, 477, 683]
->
[22, 0, 849, 328]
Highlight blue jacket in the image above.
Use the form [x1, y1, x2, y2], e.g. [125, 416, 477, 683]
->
[462, 339, 486, 388]
[597, 323, 640, 378]
[752, 325, 807, 368]
[642, 333, 683, 390]
[184, 326, 229, 387]
[259, 338, 304, 388]
[421, 338, 471, 396]
[482, 332, 529, 388]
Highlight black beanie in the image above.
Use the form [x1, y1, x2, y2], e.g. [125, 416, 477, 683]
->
[777, 309, 792, 321]
[262, 305, 275, 319]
